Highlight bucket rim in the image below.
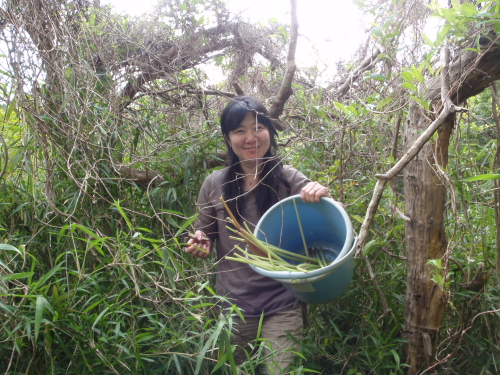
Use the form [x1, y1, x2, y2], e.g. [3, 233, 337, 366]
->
[250, 195, 355, 280]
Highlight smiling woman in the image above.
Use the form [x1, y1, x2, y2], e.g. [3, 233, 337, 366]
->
[185, 96, 333, 374]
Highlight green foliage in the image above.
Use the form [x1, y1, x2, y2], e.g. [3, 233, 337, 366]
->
[0, 0, 499, 374]
[0, 212, 247, 374]
[427, 0, 500, 44]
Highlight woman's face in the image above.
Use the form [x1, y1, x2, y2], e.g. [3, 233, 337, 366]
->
[226, 111, 271, 169]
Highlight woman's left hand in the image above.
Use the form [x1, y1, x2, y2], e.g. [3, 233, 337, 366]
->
[301, 181, 331, 203]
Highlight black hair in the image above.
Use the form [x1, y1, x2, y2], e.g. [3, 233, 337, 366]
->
[220, 96, 290, 223]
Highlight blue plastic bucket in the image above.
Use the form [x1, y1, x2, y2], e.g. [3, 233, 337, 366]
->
[250, 195, 357, 304]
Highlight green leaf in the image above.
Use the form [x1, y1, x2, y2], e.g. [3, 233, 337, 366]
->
[0, 259, 12, 273]
[365, 73, 386, 81]
[402, 82, 417, 93]
[84, 299, 103, 314]
[0, 272, 33, 282]
[427, 259, 441, 268]
[300, 369, 321, 373]
[411, 66, 424, 83]
[0, 69, 13, 77]
[461, 3, 478, 16]
[333, 101, 351, 116]
[161, 208, 184, 216]
[377, 97, 393, 110]
[40, 115, 54, 122]
[68, 223, 100, 240]
[35, 295, 44, 341]
[422, 33, 435, 48]
[441, 8, 457, 24]
[474, 12, 492, 19]
[410, 96, 430, 110]
[92, 307, 110, 330]
[390, 349, 400, 368]
[194, 317, 226, 374]
[174, 214, 199, 238]
[351, 215, 364, 224]
[464, 174, 500, 181]
[32, 262, 64, 292]
[0, 244, 23, 255]
[401, 71, 414, 82]
[5, 101, 16, 122]
[179, 3, 187, 11]
[371, 26, 384, 38]
[347, 104, 358, 116]
[257, 311, 265, 340]
[113, 201, 133, 232]
[0, 301, 17, 316]
[362, 240, 378, 256]
[172, 354, 182, 374]
[451, 0, 461, 11]
[438, 24, 453, 45]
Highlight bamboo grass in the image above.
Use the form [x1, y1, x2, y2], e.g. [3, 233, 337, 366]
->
[220, 196, 330, 273]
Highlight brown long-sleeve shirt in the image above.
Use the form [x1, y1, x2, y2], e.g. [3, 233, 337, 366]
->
[195, 165, 310, 317]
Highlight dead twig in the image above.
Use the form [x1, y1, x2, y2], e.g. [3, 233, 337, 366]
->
[356, 47, 468, 255]
[268, 0, 298, 131]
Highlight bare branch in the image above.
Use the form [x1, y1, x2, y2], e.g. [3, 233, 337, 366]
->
[356, 48, 468, 255]
[115, 165, 165, 187]
[335, 44, 383, 98]
[364, 256, 393, 321]
[268, 0, 298, 130]
[420, 308, 500, 374]
[233, 82, 245, 96]
[184, 88, 237, 98]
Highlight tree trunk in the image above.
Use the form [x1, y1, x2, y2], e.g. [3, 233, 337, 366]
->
[403, 34, 500, 374]
[403, 103, 453, 373]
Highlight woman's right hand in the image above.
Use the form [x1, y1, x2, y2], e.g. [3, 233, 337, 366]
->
[185, 230, 211, 259]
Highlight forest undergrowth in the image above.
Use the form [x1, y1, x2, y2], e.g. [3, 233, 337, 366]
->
[1, 0, 500, 374]
[1, 98, 498, 374]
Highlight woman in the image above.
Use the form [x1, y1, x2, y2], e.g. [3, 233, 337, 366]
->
[186, 97, 330, 374]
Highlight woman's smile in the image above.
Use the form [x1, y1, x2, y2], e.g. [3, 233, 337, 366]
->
[227, 111, 271, 171]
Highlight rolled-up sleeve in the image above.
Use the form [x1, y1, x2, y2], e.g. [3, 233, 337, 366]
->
[195, 173, 220, 244]
[284, 165, 311, 195]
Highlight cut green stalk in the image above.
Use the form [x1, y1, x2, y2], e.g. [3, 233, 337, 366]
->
[220, 196, 329, 273]
[296, 265, 309, 273]
[226, 254, 302, 272]
[229, 247, 322, 272]
[265, 246, 321, 263]
[227, 256, 271, 268]
[225, 217, 283, 260]
[319, 248, 327, 268]
[293, 199, 309, 257]
[268, 248, 274, 268]
[234, 247, 305, 268]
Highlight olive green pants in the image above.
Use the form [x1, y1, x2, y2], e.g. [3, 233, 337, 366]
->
[230, 304, 303, 374]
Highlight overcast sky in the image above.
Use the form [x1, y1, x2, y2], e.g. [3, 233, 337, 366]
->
[101, 0, 367, 71]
